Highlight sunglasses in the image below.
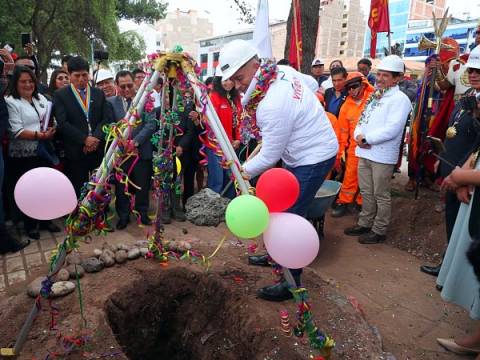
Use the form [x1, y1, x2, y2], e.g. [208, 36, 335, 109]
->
[467, 68, 480, 75]
[120, 83, 134, 90]
[346, 82, 361, 91]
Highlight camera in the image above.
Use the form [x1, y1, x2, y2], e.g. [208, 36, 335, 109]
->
[93, 50, 109, 62]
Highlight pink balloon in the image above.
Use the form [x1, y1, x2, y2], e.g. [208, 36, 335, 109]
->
[14, 167, 77, 220]
[263, 213, 320, 269]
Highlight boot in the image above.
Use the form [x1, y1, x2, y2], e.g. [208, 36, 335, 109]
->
[0, 225, 29, 254]
[331, 203, 348, 217]
[257, 281, 293, 302]
[171, 191, 186, 222]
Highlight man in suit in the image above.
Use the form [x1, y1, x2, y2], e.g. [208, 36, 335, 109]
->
[108, 70, 156, 229]
[54, 56, 112, 197]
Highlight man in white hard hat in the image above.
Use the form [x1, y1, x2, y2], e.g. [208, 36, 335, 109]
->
[311, 58, 328, 87]
[94, 68, 116, 98]
[344, 55, 412, 244]
[219, 39, 338, 302]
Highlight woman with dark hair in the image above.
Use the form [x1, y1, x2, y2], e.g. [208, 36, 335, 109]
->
[206, 71, 242, 198]
[5, 66, 60, 240]
[46, 69, 69, 99]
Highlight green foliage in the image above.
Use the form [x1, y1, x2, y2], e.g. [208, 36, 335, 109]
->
[111, 30, 146, 64]
[116, 0, 168, 24]
[0, 0, 166, 79]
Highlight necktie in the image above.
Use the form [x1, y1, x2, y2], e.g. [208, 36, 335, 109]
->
[79, 89, 86, 102]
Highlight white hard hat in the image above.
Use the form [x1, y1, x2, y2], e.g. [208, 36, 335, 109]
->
[214, 65, 223, 77]
[377, 55, 405, 73]
[466, 45, 480, 70]
[95, 69, 114, 84]
[219, 39, 259, 81]
[311, 58, 324, 66]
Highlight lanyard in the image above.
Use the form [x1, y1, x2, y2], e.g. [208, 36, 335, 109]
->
[70, 84, 92, 135]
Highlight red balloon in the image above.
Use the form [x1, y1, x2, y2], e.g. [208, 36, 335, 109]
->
[256, 168, 300, 212]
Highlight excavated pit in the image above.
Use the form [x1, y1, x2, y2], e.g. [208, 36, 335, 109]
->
[105, 267, 299, 360]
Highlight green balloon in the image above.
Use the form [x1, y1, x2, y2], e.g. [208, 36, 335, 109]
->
[225, 195, 270, 239]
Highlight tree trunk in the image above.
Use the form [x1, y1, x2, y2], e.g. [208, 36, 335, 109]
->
[284, 0, 320, 74]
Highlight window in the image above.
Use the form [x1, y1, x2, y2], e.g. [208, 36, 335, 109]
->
[213, 52, 219, 62]
[200, 54, 208, 64]
[339, 50, 344, 55]
[340, 41, 345, 46]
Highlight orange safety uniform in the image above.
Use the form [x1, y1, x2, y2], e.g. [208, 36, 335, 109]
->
[336, 75, 375, 205]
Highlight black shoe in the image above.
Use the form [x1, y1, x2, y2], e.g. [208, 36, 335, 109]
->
[257, 282, 293, 302]
[420, 264, 441, 277]
[140, 214, 152, 226]
[10, 239, 31, 253]
[27, 230, 40, 240]
[331, 203, 348, 218]
[436, 284, 443, 292]
[116, 218, 130, 230]
[40, 222, 61, 233]
[344, 225, 371, 236]
[358, 231, 386, 244]
[248, 254, 270, 267]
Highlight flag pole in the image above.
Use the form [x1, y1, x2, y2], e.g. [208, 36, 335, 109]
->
[292, 0, 300, 70]
[387, 31, 392, 54]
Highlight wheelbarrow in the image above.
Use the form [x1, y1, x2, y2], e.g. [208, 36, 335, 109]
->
[306, 180, 342, 238]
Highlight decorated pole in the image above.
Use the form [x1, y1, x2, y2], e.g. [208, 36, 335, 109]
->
[178, 57, 250, 194]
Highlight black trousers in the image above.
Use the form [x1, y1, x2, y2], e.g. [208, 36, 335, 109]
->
[6, 156, 50, 231]
[115, 158, 152, 221]
[445, 191, 461, 243]
[64, 153, 102, 197]
[180, 152, 196, 207]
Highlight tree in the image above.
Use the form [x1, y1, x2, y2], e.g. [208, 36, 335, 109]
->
[284, 0, 320, 74]
[230, 0, 255, 24]
[0, 0, 166, 80]
[111, 30, 146, 65]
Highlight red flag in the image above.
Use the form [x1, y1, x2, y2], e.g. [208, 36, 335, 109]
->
[288, 0, 302, 70]
[368, 0, 390, 58]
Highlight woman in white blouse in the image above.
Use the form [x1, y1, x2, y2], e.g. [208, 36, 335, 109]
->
[6, 66, 61, 240]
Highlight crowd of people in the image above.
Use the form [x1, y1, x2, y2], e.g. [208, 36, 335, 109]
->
[1, 27, 480, 356]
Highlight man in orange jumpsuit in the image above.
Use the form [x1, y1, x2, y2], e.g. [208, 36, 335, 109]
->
[332, 72, 375, 217]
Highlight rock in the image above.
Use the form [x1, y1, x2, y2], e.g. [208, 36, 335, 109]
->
[115, 250, 128, 264]
[185, 188, 231, 226]
[117, 243, 130, 251]
[102, 242, 117, 253]
[139, 247, 149, 256]
[136, 240, 149, 247]
[100, 252, 115, 267]
[56, 269, 70, 282]
[66, 252, 82, 265]
[182, 228, 188, 234]
[66, 264, 85, 279]
[51, 281, 76, 298]
[93, 249, 103, 257]
[168, 240, 192, 253]
[127, 247, 141, 260]
[81, 257, 104, 273]
[27, 277, 44, 298]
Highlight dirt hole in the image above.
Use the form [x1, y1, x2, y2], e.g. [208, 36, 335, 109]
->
[105, 267, 262, 360]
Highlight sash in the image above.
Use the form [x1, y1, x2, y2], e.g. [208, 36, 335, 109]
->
[70, 84, 92, 135]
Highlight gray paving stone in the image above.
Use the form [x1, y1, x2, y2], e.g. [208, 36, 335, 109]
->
[7, 270, 26, 286]
[25, 253, 44, 270]
[23, 241, 40, 255]
[6, 257, 24, 273]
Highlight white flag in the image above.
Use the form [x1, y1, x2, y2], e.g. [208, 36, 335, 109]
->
[252, 0, 272, 59]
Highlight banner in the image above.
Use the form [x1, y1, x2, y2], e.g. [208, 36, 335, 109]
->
[368, 0, 390, 58]
[252, 0, 273, 58]
[288, 0, 302, 69]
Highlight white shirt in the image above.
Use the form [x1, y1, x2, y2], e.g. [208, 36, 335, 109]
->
[243, 65, 338, 177]
[152, 89, 162, 108]
[320, 76, 333, 92]
[6, 93, 50, 157]
[447, 59, 470, 97]
[354, 86, 411, 165]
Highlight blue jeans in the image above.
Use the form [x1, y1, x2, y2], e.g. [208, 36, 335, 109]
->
[285, 156, 335, 284]
[206, 148, 235, 199]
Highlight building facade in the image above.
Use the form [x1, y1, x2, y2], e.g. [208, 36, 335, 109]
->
[363, 0, 447, 58]
[316, 0, 366, 58]
[404, 19, 479, 60]
[196, 22, 287, 78]
[154, 9, 214, 59]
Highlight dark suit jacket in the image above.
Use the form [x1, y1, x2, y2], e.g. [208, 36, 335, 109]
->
[175, 102, 195, 150]
[107, 95, 157, 160]
[54, 86, 112, 161]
